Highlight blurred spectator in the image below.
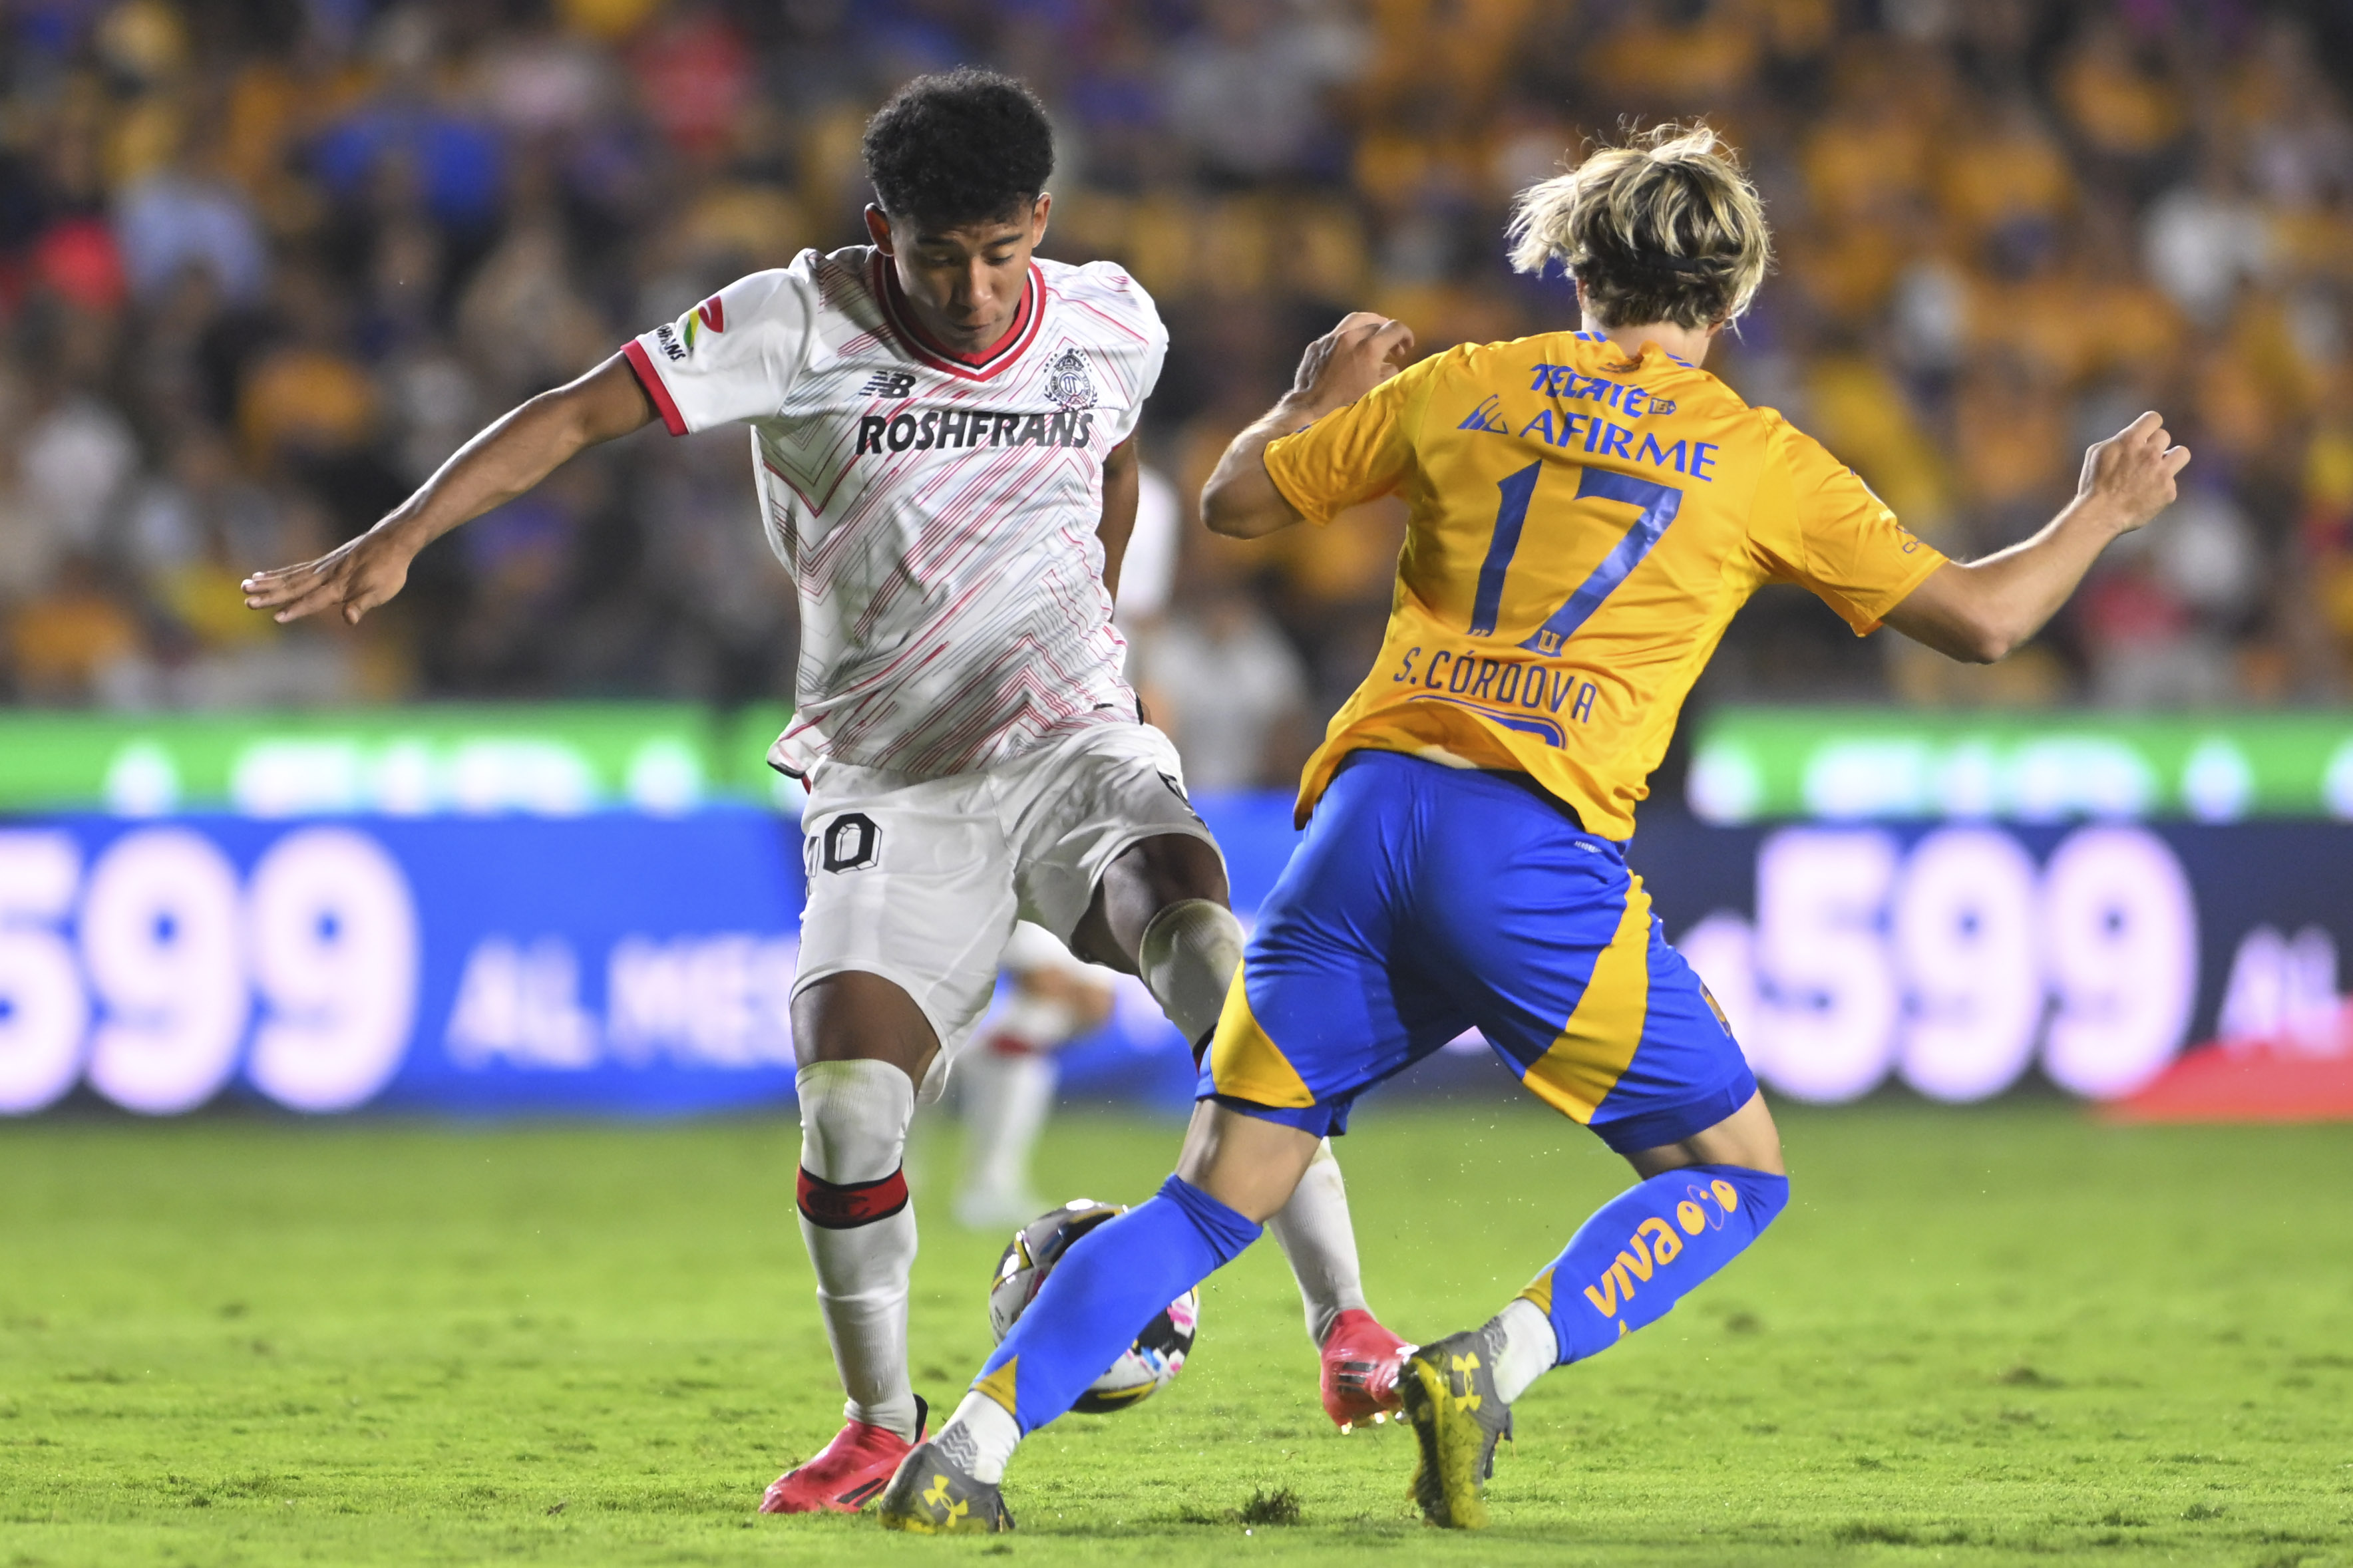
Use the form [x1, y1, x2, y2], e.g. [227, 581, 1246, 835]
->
[21, 383, 138, 560]
[8, 553, 144, 704]
[312, 8, 506, 235]
[113, 124, 268, 306]
[238, 264, 376, 472]
[2143, 155, 2271, 327]
[1164, 0, 1365, 186]
[455, 173, 610, 406]
[1132, 569, 1311, 792]
[0, 0, 2346, 754]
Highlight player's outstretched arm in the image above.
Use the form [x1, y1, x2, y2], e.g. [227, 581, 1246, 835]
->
[1201, 311, 1414, 540]
[1884, 411, 2190, 663]
[241, 355, 656, 625]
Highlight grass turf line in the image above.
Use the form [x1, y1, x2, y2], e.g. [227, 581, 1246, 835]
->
[3, 1100, 2350, 1565]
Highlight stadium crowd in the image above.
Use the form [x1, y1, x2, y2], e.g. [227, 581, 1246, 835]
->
[0, 0, 2348, 786]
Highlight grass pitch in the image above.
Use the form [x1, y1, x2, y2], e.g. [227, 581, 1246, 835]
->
[3, 1098, 2350, 1567]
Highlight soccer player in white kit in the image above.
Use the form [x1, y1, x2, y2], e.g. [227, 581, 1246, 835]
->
[240, 69, 1409, 1515]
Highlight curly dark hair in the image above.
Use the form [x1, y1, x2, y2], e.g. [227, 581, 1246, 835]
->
[862, 69, 1055, 229]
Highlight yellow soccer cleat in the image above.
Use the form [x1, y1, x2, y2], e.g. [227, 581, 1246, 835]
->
[874, 1440, 1015, 1534]
[1398, 1327, 1515, 1529]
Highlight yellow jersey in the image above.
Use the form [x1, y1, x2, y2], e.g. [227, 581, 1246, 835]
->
[1264, 329, 1946, 838]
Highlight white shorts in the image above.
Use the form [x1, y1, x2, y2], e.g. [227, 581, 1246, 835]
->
[795, 723, 1217, 1093]
[998, 919, 1116, 988]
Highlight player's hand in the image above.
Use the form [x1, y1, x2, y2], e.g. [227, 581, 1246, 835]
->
[2078, 411, 2191, 534]
[240, 521, 423, 625]
[1288, 311, 1416, 414]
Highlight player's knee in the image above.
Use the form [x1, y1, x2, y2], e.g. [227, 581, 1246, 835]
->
[1173, 1100, 1321, 1223]
[797, 1058, 915, 1188]
[1712, 1165, 1790, 1236]
[1091, 837, 1231, 959]
[792, 970, 940, 1086]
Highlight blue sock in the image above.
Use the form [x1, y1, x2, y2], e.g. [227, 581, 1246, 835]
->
[974, 1175, 1261, 1433]
[1523, 1164, 1789, 1364]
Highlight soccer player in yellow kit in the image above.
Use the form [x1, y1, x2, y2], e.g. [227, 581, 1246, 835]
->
[880, 123, 2191, 1533]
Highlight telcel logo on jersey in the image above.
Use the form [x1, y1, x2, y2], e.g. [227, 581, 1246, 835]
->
[855, 406, 1096, 457]
[1580, 1177, 1739, 1317]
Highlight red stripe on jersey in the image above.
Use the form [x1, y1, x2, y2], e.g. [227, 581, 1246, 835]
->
[622, 340, 688, 436]
[872, 253, 1045, 382]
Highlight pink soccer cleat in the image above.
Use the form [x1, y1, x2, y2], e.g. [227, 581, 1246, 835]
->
[759, 1396, 927, 1515]
[1320, 1308, 1413, 1431]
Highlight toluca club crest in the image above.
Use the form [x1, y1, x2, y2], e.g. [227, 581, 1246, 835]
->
[1043, 347, 1097, 410]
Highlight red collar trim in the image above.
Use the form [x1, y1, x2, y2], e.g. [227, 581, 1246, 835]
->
[872, 253, 1045, 382]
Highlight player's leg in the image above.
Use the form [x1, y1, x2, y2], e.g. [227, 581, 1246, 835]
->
[881, 750, 1463, 1530]
[955, 923, 1115, 1230]
[1477, 1089, 1785, 1404]
[765, 774, 1018, 1515]
[1076, 832, 1395, 1386]
[793, 977, 937, 1430]
[898, 1100, 1327, 1523]
[1403, 1091, 1787, 1527]
[1050, 731, 1402, 1420]
[1387, 778, 1789, 1525]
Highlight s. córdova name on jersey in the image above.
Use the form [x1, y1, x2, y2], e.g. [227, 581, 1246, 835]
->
[855, 406, 1096, 457]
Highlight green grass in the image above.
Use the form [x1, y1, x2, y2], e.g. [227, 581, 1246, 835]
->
[3, 1100, 2350, 1566]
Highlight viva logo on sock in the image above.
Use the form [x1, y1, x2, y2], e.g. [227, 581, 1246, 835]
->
[1580, 1178, 1739, 1317]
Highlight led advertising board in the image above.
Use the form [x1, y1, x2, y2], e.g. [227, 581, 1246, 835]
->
[3, 710, 2346, 1117]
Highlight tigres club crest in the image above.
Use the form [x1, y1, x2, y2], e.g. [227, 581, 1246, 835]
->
[1043, 347, 1097, 411]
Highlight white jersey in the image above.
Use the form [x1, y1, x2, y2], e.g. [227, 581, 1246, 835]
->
[624, 245, 1168, 780]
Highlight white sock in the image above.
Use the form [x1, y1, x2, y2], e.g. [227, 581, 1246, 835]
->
[1487, 1297, 1556, 1405]
[1265, 1138, 1371, 1348]
[1136, 898, 1245, 1048]
[956, 1036, 1062, 1227]
[796, 1058, 921, 1442]
[934, 1390, 1023, 1485]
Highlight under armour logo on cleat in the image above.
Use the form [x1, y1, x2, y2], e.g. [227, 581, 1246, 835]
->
[921, 1474, 969, 1524]
[1449, 1352, 1483, 1410]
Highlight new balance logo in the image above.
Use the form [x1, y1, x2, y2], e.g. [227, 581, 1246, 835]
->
[860, 371, 918, 398]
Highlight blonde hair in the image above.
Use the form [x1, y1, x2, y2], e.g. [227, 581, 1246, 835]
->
[1506, 122, 1772, 331]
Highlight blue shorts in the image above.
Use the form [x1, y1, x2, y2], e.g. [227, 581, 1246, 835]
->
[1198, 750, 1755, 1153]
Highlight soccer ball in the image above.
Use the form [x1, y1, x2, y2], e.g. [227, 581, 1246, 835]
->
[987, 1198, 1199, 1414]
